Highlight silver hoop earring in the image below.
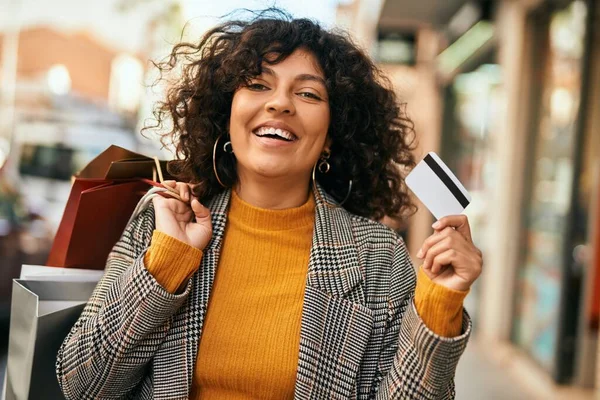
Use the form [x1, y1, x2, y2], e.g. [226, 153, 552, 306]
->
[310, 148, 352, 206]
[223, 141, 234, 154]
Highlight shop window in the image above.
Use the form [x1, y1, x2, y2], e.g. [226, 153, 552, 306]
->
[512, 0, 589, 379]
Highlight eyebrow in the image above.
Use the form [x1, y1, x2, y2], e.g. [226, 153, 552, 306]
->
[261, 66, 326, 87]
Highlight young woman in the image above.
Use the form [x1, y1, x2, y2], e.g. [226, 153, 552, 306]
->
[57, 12, 482, 400]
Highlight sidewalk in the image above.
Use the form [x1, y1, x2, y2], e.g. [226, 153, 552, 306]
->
[456, 338, 595, 400]
[456, 339, 530, 399]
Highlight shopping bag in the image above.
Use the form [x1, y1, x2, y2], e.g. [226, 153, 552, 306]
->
[4, 272, 100, 400]
[19, 264, 105, 282]
[46, 145, 172, 270]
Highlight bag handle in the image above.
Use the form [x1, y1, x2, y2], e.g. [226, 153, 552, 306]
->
[151, 157, 184, 202]
[126, 186, 168, 228]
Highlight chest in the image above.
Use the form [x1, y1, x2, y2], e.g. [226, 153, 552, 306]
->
[193, 235, 311, 398]
[152, 196, 397, 399]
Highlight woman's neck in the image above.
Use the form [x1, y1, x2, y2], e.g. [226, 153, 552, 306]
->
[234, 175, 311, 210]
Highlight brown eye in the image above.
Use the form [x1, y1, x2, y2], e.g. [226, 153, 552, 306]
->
[298, 92, 322, 100]
[248, 83, 269, 91]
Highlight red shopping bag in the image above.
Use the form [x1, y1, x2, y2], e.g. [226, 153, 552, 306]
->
[46, 145, 172, 270]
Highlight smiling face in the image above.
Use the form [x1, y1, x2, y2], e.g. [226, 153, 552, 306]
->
[229, 48, 331, 187]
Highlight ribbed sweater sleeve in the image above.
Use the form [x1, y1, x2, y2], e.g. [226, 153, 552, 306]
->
[144, 230, 203, 294]
[414, 266, 468, 337]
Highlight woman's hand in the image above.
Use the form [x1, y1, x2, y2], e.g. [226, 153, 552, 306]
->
[152, 180, 213, 251]
[416, 215, 483, 292]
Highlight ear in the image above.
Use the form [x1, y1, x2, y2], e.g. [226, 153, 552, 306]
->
[324, 136, 333, 152]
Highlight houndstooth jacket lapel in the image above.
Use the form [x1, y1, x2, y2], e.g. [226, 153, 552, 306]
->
[176, 185, 373, 398]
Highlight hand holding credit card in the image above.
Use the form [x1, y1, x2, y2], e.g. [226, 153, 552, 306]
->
[406, 152, 482, 294]
[405, 152, 471, 220]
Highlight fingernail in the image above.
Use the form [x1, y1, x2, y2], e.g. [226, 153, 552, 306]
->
[416, 249, 424, 258]
[432, 221, 441, 229]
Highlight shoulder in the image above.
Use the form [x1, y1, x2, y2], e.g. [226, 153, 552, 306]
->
[129, 201, 156, 237]
[118, 200, 156, 256]
[335, 207, 416, 303]
[343, 208, 404, 248]
[334, 206, 409, 261]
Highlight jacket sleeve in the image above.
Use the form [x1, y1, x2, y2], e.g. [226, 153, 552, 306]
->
[374, 238, 471, 399]
[56, 203, 193, 400]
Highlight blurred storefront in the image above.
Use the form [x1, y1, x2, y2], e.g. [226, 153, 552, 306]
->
[440, 2, 597, 386]
[511, 0, 594, 383]
[339, 0, 599, 396]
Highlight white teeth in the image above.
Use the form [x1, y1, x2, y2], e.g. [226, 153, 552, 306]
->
[255, 126, 295, 141]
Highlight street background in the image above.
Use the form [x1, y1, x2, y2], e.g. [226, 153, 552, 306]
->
[1, 0, 599, 399]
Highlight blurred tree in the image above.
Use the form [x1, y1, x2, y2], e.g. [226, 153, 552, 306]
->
[116, 0, 185, 54]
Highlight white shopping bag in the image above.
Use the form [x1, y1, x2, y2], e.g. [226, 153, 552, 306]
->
[3, 266, 102, 400]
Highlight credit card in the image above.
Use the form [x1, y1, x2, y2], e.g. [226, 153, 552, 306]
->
[405, 152, 471, 220]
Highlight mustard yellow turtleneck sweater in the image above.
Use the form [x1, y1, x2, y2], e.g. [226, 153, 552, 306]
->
[143, 191, 467, 399]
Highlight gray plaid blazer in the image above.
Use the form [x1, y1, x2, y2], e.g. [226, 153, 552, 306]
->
[56, 185, 471, 399]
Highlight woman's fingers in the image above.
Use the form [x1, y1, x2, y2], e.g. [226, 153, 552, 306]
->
[422, 235, 469, 269]
[159, 181, 192, 203]
[191, 198, 210, 222]
[432, 215, 472, 242]
[416, 214, 483, 291]
[422, 236, 452, 270]
[156, 181, 204, 218]
[430, 249, 464, 275]
[417, 227, 455, 258]
[176, 182, 190, 203]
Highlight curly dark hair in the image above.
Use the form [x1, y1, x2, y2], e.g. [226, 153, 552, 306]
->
[149, 9, 417, 221]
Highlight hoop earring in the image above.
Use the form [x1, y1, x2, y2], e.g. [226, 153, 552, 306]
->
[310, 149, 352, 207]
[311, 165, 353, 207]
[223, 141, 233, 154]
[213, 135, 228, 188]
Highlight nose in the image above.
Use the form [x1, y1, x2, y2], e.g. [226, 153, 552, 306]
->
[264, 88, 295, 115]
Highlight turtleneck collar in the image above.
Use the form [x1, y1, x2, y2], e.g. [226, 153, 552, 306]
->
[228, 189, 316, 231]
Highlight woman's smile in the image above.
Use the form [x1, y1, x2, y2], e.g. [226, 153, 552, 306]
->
[252, 121, 299, 148]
